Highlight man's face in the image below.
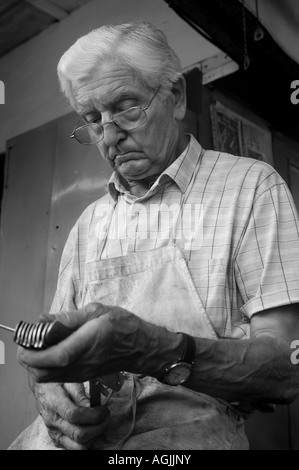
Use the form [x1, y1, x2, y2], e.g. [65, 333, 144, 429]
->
[73, 61, 186, 183]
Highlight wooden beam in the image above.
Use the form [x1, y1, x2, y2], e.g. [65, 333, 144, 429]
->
[26, 0, 68, 20]
[200, 52, 239, 85]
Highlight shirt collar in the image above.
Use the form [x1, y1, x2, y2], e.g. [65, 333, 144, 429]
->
[107, 135, 203, 200]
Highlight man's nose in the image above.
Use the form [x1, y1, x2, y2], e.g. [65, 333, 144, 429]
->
[102, 121, 126, 148]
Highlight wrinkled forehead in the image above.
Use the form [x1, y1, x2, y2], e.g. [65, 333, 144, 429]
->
[71, 61, 149, 114]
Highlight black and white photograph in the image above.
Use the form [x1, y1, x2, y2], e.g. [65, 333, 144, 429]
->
[0, 0, 299, 453]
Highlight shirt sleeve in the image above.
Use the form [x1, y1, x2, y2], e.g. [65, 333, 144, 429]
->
[234, 175, 299, 318]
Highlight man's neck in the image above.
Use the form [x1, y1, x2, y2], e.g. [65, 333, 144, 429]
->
[125, 177, 156, 198]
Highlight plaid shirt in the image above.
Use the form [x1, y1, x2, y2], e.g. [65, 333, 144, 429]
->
[51, 135, 299, 339]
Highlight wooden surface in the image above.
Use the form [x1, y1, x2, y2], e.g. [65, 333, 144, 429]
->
[0, 0, 92, 58]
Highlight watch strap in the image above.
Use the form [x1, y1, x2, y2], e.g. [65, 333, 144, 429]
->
[177, 332, 196, 365]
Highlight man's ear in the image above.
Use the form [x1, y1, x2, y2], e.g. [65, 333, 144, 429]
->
[172, 75, 187, 121]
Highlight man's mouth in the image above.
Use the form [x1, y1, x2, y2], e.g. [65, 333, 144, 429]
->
[115, 152, 141, 165]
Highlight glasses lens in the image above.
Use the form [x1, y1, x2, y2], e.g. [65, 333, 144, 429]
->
[72, 107, 148, 144]
[116, 108, 146, 130]
[75, 123, 103, 144]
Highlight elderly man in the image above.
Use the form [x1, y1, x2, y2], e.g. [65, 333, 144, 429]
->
[10, 21, 299, 450]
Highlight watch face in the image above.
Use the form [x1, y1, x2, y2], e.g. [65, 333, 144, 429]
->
[165, 362, 192, 385]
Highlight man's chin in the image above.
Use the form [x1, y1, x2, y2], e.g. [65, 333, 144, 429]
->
[116, 161, 152, 179]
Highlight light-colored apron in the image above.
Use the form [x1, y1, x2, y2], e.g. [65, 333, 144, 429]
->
[9, 148, 249, 450]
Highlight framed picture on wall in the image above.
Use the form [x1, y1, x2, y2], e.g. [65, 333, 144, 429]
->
[210, 101, 274, 166]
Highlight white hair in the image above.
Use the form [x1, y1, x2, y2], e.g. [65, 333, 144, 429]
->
[57, 21, 182, 110]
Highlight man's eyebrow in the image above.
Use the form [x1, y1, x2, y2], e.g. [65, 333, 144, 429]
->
[106, 91, 140, 105]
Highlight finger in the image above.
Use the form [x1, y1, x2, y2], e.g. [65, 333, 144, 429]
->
[36, 303, 108, 332]
[59, 392, 109, 426]
[54, 411, 110, 444]
[48, 429, 89, 451]
[58, 435, 88, 450]
[64, 383, 90, 408]
[63, 382, 111, 411]
[37, 312, 56, 323]
[16, 317, 106, 369]
[53, 303, 109, 330]
[39, 381, 109, 426]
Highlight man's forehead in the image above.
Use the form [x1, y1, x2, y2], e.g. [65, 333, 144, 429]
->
[73, 61, 147, 112]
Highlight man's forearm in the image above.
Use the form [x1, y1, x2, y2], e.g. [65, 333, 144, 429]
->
[185, 335, 298, 404]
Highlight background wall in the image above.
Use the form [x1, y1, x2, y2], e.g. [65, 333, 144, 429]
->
[0, 114, 112, 450]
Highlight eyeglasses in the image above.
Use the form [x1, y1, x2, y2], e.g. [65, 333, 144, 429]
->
[70, 87, 160, 145]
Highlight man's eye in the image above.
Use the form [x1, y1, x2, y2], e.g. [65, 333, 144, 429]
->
[91, 116, 102, 124]
[84, 114, 102, 124]
[117, 101, 137, 112]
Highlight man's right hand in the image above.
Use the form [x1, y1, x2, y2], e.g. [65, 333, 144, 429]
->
[29, 376, 110, 450]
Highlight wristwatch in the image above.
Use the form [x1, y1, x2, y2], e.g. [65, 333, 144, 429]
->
[160, 332, 196, 386]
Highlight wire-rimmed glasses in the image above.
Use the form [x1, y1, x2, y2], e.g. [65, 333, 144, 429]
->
[70, 87, 160, 145]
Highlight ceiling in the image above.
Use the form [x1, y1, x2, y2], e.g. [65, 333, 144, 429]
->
[0, 0, 92, 58]
[2, 0, 299, 64]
